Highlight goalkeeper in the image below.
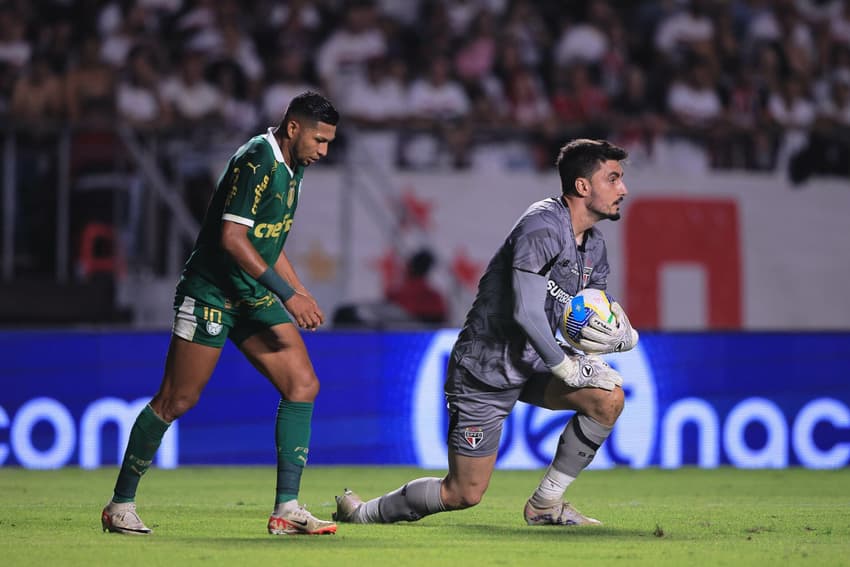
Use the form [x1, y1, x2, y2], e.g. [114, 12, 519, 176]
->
[335, 139, 638, 526]
[101, 92, 340, 536]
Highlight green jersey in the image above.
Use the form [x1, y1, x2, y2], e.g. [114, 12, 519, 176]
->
[177, 128, 304, 309]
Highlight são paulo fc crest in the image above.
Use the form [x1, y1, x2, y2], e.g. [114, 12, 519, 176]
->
[206, 321, 223, 336]
[463, 427, 484, 449]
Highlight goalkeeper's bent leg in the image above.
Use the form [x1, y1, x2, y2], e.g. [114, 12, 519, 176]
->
[356, 477, 446, 523]
[528, 414, 613, 508]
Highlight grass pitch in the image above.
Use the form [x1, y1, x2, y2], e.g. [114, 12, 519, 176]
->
[1, 467, 848, 566]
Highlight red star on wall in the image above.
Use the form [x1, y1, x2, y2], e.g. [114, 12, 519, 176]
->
[451, 248, 483, 291]
[372, 248, 402, 294]
[399, 187, 433, 230]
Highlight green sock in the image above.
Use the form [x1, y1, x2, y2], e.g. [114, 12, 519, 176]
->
[112, 405, 170, 503]
[275, 399, 313, 505]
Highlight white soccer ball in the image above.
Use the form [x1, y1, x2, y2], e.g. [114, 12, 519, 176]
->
[561, 288, 615, 350]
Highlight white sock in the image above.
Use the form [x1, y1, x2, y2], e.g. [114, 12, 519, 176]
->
[529, 467, 575, 508]
[529, 414, 612, 508]
[273, 499, 299, 516]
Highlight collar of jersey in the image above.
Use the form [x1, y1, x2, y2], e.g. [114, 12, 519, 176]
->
[264, 127, 293, 177]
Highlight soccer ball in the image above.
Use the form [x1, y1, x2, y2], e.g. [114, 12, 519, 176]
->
[561, 288, 615, 350]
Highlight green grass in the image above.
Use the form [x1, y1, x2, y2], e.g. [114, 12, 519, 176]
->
[1, 467, 849, 566]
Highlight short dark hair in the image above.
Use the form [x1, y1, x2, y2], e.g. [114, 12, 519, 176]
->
[557, 139, 628, 196]
[282, 91, 340, 127]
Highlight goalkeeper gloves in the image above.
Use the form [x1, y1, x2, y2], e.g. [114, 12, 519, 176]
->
[577, 302, 639, 354]
[548, 353, 623, 391]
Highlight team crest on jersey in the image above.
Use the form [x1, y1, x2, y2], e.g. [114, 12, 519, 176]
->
[205, 321, 223, 336]
[582, 265, 593, 287]
[463, 427, 484, 449]
[569, 262, 595, 284]
[287, 179, 297, 207]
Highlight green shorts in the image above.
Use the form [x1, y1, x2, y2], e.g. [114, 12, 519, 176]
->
[172, 293, 292, 347]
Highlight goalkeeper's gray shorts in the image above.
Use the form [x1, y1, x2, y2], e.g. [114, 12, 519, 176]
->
[445, 359, 550, 457]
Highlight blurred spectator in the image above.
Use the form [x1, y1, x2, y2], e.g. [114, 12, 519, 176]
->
[159, 48, 223, 129]
[99, 2, 158, 68]
[65, 36, 117, 127]
[377, 0, 423, 28]
[116, 45, 172, 130]
[610, 65, 664, 164]
[11, 53, 64, 127]
[260, 49, 318, 126]
[213, 19, 264, 99]
[408, 55, 470, 120]
[747, 0, 816, 77]
[553, 0, 612, 68]
[506, 67, 553, 130]
[404, 54, 472, 169]
[346, 55, 409, 167]
[665, 56, 724, 170]
[654, 0, 715, 65]
[348, 56, 410, 125]
[316, 0, 387, 111]
[791, 70, 850, 182]
[454, 9, 498, 86]
[386, 248, 448, 325]
[209, 59, 259, 138]
[440, 0, 489, 38]
[551, 64, 610, 134]
[767, 73, 817, 172]
[175, 0, 218, 47]
[829, 0, 850, 46]
[503, 0, 551, 70]
[0, 7, 32, 69]
[718, 64, 773, 170]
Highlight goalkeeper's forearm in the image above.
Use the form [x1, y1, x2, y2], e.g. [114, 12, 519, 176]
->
[512, 269, 565, 367]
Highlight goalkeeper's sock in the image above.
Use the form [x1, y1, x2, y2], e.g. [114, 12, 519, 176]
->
[112, 405, 171, 503]
[274, 399, 312, 505]
[357, 477, 445, 523]
[529, 414, 612, 508]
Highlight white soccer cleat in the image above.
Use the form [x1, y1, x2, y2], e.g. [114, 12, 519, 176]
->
[524, 499, 602, 526]
[101, 501, 152, 535]
[332, 488, 364, 523]
[267, 505, 337, 535]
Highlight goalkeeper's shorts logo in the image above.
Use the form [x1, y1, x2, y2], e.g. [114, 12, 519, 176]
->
[463, 427, 484, 449]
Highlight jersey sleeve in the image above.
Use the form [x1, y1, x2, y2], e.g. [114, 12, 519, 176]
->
[509, 210, 565, 275]
[221, 141, 275, 228]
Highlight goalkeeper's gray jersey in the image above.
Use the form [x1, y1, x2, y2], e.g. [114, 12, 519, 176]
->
[451, 197, 611, 389]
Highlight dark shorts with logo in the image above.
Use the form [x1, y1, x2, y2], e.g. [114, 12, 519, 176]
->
[445, 358, 551, 457]
[172, 293, 291, 347]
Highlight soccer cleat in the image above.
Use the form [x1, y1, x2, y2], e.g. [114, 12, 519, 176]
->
[524, 499, 602, 526]
[267, 505, 337, 535]
[332, 488, 364, 523]
[101, 501, 152, 535]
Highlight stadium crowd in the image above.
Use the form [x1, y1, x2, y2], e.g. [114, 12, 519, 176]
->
[3, 0, 850, 176]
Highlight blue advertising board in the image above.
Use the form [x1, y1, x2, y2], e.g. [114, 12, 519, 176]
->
[1, 330, 848, 470]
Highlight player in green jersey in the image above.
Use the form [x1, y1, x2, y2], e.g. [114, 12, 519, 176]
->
[101, 92, 340, 536]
